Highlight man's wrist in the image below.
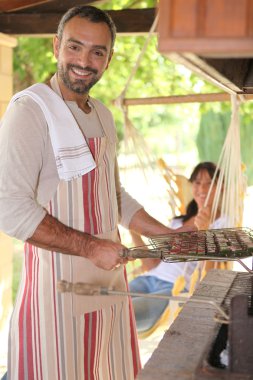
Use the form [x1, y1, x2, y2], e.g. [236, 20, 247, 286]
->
[78, 232, 98, 258]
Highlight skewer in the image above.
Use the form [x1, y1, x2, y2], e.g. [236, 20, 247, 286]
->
[57, 280, 229, 322]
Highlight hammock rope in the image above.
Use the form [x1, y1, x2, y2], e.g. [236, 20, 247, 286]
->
[115, 13, 160, 180]
[115, 14, 247, 323]
[204, 94, 247, 228]
[114, 13, 159, 110]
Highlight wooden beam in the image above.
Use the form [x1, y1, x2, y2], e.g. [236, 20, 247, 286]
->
[243, 60, 253, 93]
[0, 8, 156, 35]
[168, 53, 246, 95]
[0, 12, 60, 34]
[121, 92, 253, 106]
[111, 8, 156, 35]
[0, 0, 53, 12]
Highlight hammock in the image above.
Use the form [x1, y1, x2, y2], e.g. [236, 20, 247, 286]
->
[115, 12, 247, 336]
[205, 94, 247, 228]
[115, 14, 159, 179]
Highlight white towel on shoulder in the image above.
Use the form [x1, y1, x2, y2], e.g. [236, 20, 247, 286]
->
[7, 83, 96, 181]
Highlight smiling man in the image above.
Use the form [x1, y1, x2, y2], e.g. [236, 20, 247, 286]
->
[54, 14, 113, 105]
[0, 5, 177, 380]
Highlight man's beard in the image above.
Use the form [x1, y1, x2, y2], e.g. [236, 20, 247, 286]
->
[58, 63, 100, 94]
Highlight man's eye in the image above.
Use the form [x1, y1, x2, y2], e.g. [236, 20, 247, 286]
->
[94, 50, 104, 57]
[69, 45, 79, 51]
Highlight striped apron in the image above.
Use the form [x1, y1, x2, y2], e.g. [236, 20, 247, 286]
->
[8, 134, 141, 379]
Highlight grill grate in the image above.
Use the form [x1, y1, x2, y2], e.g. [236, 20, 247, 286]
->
[147, 227, 253, 262]
[221, 272, 253, 315]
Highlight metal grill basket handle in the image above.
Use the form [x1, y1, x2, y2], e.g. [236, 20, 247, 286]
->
[120, 248, 162, 259]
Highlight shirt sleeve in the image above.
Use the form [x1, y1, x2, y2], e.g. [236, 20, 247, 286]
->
[114, 159, 143, 228]
[0, 97, 48, 240]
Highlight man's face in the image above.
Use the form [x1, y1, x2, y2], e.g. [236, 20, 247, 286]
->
[53, 16, 113, 95]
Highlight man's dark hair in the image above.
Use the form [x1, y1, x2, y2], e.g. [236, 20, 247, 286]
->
[57, 5, 116, 49]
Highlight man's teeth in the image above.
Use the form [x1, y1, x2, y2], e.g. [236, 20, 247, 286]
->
[72, 68, 90, 76]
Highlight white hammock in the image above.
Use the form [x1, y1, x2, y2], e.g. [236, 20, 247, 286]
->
[205, 94, 246, 228]
[115, 12, 246, 229]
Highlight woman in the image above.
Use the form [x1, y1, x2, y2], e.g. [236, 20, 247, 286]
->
[129, 161, 226, 335]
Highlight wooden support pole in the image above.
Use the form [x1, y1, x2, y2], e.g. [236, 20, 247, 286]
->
[121, 92, 253, 106]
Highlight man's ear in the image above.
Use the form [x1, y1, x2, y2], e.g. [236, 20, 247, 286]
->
[53, 35, 60, 60]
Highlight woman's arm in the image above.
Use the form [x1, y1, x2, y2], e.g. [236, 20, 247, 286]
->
[194, 206, 212, 230]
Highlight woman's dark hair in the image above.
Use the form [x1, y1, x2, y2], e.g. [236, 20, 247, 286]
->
[57, 5, 116, 49]
[179, 162, 219, 222]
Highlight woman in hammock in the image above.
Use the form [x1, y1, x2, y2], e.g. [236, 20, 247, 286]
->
[129, 161, 227, 336]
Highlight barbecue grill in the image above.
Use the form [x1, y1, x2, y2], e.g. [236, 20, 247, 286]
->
[130, 228, 253, 379]
[57, 228, 253, 379]
[58, 269, 253, 379]
[121, 227, 253, 272]
[136, 269, 253, 380]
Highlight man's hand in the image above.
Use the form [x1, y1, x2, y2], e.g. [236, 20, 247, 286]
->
[82, 237, 128, 271]
[27, 214, 128, 271]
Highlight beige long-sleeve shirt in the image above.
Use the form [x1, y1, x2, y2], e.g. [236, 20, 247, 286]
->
[0, 75, 142, 241]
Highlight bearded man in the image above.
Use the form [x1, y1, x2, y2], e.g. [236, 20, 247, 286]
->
[0, 6, 176, 379]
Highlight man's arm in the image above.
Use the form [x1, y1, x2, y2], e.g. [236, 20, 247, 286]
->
[27, 213, 127, 270]
[129, 208, 173, 236]
[129, 208, 197, 236]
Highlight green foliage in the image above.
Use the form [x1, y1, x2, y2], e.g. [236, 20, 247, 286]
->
[11, 1, 216, 161]
[139, 103, 200, 160]
[196, 108, 230, 161]
[90, 34, 216, 144]
[239, 104, 253, 185]
[100, 0, 156, 10]
[13, 37, 56, 91]
[196, 103, 253, 185]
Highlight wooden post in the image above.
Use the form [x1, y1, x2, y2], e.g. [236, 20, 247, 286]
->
[0, 32, 17, 366]
[0, 33, 17, 114]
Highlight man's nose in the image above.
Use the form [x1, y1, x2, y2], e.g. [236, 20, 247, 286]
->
[77, 50, 91, 67]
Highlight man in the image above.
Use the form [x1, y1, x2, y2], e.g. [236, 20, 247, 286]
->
[0, 6, 177, 380]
